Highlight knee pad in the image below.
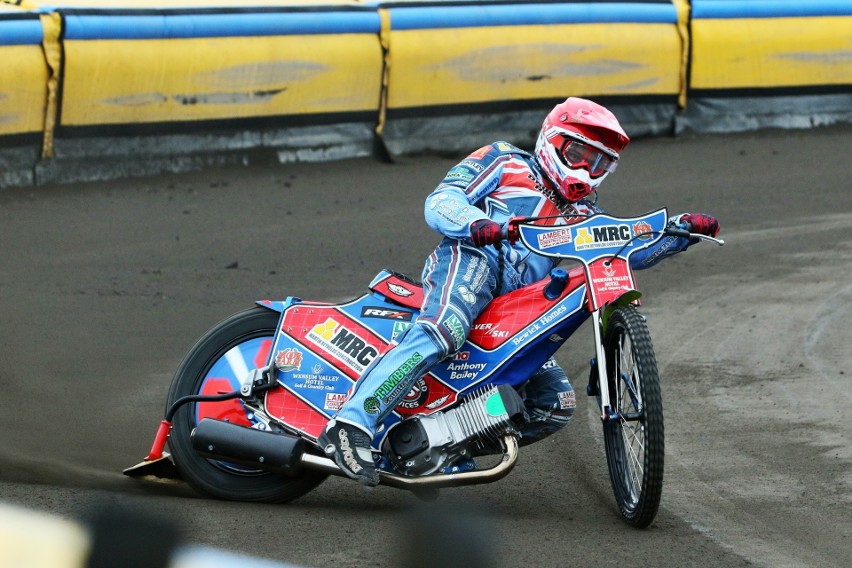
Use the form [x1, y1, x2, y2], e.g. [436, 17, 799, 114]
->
[409, 314, 469, 361]
[395, 320, 456, 361]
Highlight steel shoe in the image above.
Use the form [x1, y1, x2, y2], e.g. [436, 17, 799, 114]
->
[318, 419, 379, 487]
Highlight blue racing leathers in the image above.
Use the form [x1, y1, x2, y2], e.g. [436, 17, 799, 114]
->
[334, 142, 692, 445]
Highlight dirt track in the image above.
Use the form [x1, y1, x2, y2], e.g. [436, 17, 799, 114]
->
[1, 125, 850, 568]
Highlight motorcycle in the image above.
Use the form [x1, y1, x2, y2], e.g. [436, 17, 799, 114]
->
[125, 208, 723, 528]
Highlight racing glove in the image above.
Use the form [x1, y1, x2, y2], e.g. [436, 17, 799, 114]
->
[470, 219, 503, 247]
[680, 213, 720, 237]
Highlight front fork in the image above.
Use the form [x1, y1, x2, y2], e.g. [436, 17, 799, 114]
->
[590, 310, 616, 421]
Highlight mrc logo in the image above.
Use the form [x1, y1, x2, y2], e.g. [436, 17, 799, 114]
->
[305, 318, 379, 374]
[574, 224, 631, 250]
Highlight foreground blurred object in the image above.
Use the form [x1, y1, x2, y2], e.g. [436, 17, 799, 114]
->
[0, 502, 306, 568]
[0, 503, 89, 568]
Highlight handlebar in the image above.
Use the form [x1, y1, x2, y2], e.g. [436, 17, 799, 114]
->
[664, 223, 725, 246]
[503, 216, 724, 247]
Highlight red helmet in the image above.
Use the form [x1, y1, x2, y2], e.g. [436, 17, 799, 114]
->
[534, 98, 630, 202]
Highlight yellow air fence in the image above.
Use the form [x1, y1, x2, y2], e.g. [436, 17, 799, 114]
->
[0, 0, 849, 188]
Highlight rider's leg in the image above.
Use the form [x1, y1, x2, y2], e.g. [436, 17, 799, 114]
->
[320, 240, 497, 485]
[334, 322, 449, 428]
[319, 322, 447, 486]
[517, 358, 576, 446]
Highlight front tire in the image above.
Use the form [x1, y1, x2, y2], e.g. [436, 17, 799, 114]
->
[167, 306, 327, 502]
[601, 305, 664, 528]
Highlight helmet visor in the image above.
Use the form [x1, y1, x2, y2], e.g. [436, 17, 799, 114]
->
[558, 138, 618, 179]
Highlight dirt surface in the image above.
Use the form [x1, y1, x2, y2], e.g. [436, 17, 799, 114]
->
[0, 125, 850, 568]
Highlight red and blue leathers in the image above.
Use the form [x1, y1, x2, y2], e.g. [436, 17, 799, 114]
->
[335, 142, 691, 444]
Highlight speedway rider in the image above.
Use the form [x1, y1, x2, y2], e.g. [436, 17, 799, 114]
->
[319, 97, 721, 485]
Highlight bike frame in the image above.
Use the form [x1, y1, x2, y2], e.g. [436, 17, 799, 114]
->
[242, 209, 670, 446]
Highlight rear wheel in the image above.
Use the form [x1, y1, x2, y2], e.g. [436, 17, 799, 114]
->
[601, 305, 664, 527]
[167, 306, 327, 502]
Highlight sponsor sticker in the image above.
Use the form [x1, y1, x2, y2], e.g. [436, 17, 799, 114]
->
[387, 282, 414, 297]
[290, 362, 340, 391]
[275, 348, 303, 372]
[399, 377, 429, 409]
[373, 352, 425, 405]
[460, 255, 489, 293]
[446, 166, 474, 182]
[446, 361, 486, 381]
[364, 397, 380, 415]
[632, 221, 653, 241]
[425, 394, 451, 410]
[325, 392, 347, 411]
[589, 261, 632, 298]
[472, 322, 509, 338]
[392, 321, 411, 341]
[443, 314, 466, 350]
[511, 304, 568, 346]
[573, 225, 632, 250]
[536, 227, 573, 249]
[429, 193, 474, 225]
[457, 285, 476, 304]
[558, 390, 577, 410]
[460, 160, 484, 172]
[305, 318, 379, 373]
[361, 307, 414, 321]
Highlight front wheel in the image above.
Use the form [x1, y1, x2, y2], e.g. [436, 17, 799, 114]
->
[601, 305, 664, 528]
[167, 306, 327, 502]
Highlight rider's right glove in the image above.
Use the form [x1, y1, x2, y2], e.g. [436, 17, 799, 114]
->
[680, 213, 720, 237]
[470, 219, 503, 248]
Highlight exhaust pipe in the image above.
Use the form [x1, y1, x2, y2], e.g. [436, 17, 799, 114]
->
[191, 419, 305, 476]
[192, 419, 519, 489]
[302, 434, 520, 489]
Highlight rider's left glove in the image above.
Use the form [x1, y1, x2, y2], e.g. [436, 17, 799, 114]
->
[680, 213, 720, 237]
[470, 219, 503, 247]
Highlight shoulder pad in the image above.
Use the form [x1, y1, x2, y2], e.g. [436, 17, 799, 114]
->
[492, 141, 531, 157]
[461, 141, 531, 167]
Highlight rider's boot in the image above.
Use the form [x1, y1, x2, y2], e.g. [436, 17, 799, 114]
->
[318, 419, 379, 487]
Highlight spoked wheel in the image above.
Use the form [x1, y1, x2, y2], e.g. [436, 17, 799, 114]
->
[601, 305, 664, 528]
[167, 306, 327, 502]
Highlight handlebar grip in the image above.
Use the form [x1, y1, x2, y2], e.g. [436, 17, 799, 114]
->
[665, 226, 692, 239]
[505, 216, 524, 244]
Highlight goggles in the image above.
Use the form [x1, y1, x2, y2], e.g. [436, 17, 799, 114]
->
[558, 137, 618, 178]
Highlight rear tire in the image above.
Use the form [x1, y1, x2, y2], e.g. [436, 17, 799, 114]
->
[167, 306, 327, 503]
[601, 305, 664, 527]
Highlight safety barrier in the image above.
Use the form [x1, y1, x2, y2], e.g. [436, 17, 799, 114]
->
[378, 0, 686, 154]
[681, 0, 852, 131]
[1, 0, 385, 184]
[0, 0, 849, 188]
[0, 3, 48, 186]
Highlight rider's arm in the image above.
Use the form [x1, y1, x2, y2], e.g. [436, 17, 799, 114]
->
[630, 234, 691, 269]
[424, 145, 511, 239]
[629, 214, 693, 269]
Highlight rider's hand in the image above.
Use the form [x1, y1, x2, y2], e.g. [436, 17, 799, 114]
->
[470, 219, 502, 247]
[680, 213, 720, 237]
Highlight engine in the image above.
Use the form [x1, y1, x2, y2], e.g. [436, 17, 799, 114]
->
[381, 384, 526, 476]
